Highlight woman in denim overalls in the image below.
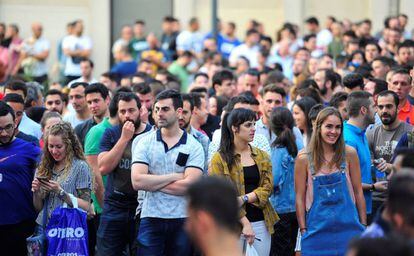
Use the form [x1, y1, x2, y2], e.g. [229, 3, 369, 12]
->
[295, 107, 367, 256]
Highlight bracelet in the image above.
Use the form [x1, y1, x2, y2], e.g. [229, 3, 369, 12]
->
[372, 184, 376, 191]
[242, 195, 249, 205]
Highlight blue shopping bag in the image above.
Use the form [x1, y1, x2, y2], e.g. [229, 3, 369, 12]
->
[46, 194, 89, 256]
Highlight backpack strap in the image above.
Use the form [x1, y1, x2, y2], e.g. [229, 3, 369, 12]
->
[408, 130, 414, 148]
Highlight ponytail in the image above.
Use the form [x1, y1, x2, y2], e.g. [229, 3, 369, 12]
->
[270, 107, 298, 157]
[219, 112, 236, 168]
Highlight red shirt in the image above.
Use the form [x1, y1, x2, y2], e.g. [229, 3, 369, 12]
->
[398, 100, 414, 125]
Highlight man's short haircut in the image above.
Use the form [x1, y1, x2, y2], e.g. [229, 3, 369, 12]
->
[377, 90, 399, 107]
[365, 40, 382, 53]
[25, 81, 42, 109]
[189, 87, 208, 94]
[45, 89, 64, 101]
[392, 68, 412, 84]
[355, 64, 374, 79]
[135, 20, 145, 25]
[194, 72, 209, 81]
[117, 92, 141, 110]
[225, 95, 251, 112]
[0, 100, 15, 120]
[372, 56, 395, 67]
[181, 93, 194, 111]
[212, 69, 234, 87]
[187, 176, 240, 234]
[343, 73, 364, 90]
[343, 30, 357, 39]
[132, 82, 152, 95]
[347, 91, 372, 118]
[109, 87, 132, 118]
[397, 40, 413, 53]
[3, 93, 24, 105]
[155, 89, 183, 110]
[239, 91, 260, 106]
[305, 17, 319, 26]
[368, 78, 388, 96]
[85, 83, 109, 99]
[388, 169, 414, 227]
[260, 83, 286, 98]
[329, 92, 348, 108]
[163, 16, 175, 23]
[308, 104, 326, 122]
[246, 29, 259, 37]
[70, 82, 88, 90]
[5, 80, 27, 98]
[189, 92, 203, 109]
[181, 50, 194, 58]
[303, 34, 317, 42]
[101, 71, 120, 82]
[246, 68, 260, 82]
[80, 58, 94, 68]
[297, 87, 323, 104]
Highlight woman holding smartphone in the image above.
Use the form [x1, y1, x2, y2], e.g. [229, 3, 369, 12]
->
[32, 122, 92, 227]
[209, 108, 278, 256]
[295, 107, 366, 256]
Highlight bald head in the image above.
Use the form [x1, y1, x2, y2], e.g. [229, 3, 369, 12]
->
[31, 22, 42, 38]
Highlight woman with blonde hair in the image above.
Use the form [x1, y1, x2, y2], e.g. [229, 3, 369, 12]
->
[32, 121, 92, 227]
[295, 107, 366, 256]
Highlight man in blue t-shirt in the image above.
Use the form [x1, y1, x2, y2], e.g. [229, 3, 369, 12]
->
[344, 91, 387, 220]
[96, 92, 151, 256]
[0, 101, 41, 256]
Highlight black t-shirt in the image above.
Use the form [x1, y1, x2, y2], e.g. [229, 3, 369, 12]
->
[99, 123, 152, 209]
[201, 114, 220, 141]
[75, 118, 97, 149]
[243, 164, 264, 222]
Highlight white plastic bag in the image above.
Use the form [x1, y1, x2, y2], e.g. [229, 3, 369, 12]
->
[245, 244, 259, 256]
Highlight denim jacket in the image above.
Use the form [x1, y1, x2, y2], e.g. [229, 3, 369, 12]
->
[270, 147, 296, 214]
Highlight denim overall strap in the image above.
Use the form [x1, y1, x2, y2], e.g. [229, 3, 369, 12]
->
[301, 164, 364, 256]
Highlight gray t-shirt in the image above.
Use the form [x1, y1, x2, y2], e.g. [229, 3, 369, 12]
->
[366, 122, 412, 201]
[36, 159, 92, 225]
[132, 129, 204, 219]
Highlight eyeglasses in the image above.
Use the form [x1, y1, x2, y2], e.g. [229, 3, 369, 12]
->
[0, 124, 14, 133]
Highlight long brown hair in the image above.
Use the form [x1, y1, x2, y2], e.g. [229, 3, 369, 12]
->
[307, 107, 345, 171]
[37, 122, 85, 181]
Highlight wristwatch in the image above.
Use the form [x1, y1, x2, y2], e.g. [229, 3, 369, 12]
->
[58, 188, 65, 199]
[242, 195, 249, 205]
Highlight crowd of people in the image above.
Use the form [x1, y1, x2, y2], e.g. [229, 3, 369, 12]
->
[1, 12, 414, 256]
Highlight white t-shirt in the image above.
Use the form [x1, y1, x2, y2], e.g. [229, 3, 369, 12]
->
[19, 113, 42, 140]
[67, 77, 98, 88]
[63, 112, 87, 128]
[21, 37, 50, 76]
[62, 35, 92, 76]
[228, 43, 260, 68]
[176, 30, 204, 54]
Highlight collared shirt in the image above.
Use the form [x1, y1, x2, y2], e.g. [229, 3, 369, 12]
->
[343, 121, 372, 214]
[74, 118, 97, 149]
[209, 146, 279, 234]
[132, 129, 205, 219]
[189, 126, 210, 172]
[19, 113, 42, 140]
[398, 100, 414, 125]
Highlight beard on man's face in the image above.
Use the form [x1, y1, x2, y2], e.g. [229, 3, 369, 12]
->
[121, 117, 141, 130]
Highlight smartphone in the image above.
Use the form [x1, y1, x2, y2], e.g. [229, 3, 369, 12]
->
[37, 176, 49, 183]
